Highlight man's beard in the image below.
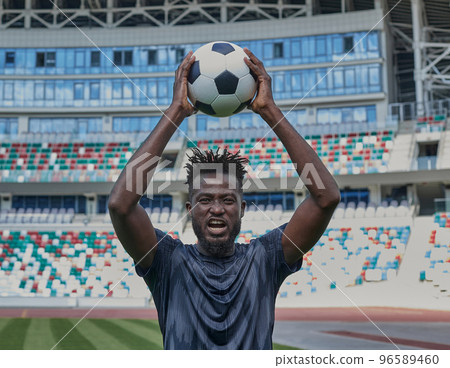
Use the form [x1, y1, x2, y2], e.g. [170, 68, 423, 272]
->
[192, 217, 242, 258]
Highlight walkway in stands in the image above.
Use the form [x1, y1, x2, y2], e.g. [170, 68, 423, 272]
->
[0, 307, 449, 350]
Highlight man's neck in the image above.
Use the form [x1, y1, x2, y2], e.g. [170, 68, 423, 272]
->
[196, 242, 235, 258]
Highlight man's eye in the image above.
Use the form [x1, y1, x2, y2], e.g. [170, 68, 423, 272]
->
[199, 198, 210, 204]
[224, 198, 235, 204]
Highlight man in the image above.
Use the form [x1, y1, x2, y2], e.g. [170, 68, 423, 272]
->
[108, 48, 341, 349]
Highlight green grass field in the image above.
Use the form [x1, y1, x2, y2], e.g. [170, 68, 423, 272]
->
[0, 318, 299, 350]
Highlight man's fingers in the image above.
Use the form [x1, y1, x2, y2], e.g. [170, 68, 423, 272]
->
[244, 47, 263, 66]
[175, 51, 194, 78]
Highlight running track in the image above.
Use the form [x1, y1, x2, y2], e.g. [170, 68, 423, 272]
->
[0, 306, 449, 322]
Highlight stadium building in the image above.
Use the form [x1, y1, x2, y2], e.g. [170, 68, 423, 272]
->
[0, 0, 449, 314]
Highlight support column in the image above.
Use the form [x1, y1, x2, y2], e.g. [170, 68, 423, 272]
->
[107, 0, 114, 27]
[0, 193, 12, 211]
[85, 193, 98, 216]
[368, 184, 381, 204]
[411, 0, 424, 116]
[305, 0, 313, 16]
[24, 0, 31, 29]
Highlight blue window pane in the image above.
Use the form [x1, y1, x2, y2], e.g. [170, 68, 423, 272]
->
[157, 80, 168, 98]
[130, 117, 139, 132]
[74, 83, 84, 100]
[317, 109, 329, 124]
[354, 107, 367, 122]
[263, 43, 272, 59]
[45, 82, 55, 100]
[329, 109, 342, 124]
[344, 68, 355, 87]
[113, 118, 121, 132]
[90, 82, 100, 99]
[316, 37, 326, 56]
[112, 81, 122, 99]
[123, 81, 133, 99]
[75, 51, 84, 67]
[333, 69, 344, 88]
[368, 32, 379, 51]
[367, 106, 377, 122]
[369, 67, 380, 85]
[197, 116, 207, 132]
[274, 74, 284, 92]
[291, 40, 301, 58]
[34, 83, 44, 100]
[147, 81, 157, 99]
[4, 82, 14, 100]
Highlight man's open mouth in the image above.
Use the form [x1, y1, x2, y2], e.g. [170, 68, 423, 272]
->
[207, 219, 227, 234]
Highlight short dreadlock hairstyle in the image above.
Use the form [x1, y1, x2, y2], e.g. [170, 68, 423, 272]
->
[185, 148, 248, 199]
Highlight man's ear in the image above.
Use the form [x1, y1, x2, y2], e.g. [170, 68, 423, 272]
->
[240, 200, 246, 218]
[186, 201, 192, 214]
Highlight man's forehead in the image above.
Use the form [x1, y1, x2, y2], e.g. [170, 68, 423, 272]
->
[192, 171, 239, 188]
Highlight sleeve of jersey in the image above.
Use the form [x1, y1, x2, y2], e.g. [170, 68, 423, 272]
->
[134, 228, 181, 289]
[258, 223, 303, 289]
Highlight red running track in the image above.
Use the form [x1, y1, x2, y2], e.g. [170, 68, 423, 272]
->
[0, 307, 450, 322]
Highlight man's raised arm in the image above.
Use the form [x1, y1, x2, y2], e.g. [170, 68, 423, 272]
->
[108, 52, 196, 269]
[244, 48, 341, 266]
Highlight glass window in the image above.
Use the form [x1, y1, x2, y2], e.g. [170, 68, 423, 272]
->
[344, 68, 355, 87]
[273, 42, 284, 58]
[113, 51, 122, 65]
[75, 51, 84, 67]
[5, 52, 15, 67]
[317, 109, 329, 124]
[291, 73, 302, 94]
[354, 106, 366, 122]
[46, 52, 56, 67]
[91, 51, 100, 67]
[114, 50, 133, 66]
[36, 52, 45, 67]
[112, 81, 122, 99]
[36, 51, 56, 67]
[274, 74, 285, 92]
[367, 105, 376, 122]
[124, 50, 133, 66]
[34, 82, 45, 100]
[90, 82, 100, 100]
[369, 67, 380, 85]
[263, 42, 273, 59]
[175, 48, 185, 63]
[4, 82, 13, 100]
[74, 83, 84, 100]
[333, 69, 344, 88]
[148, 50, 157, 65]
[343, 36, 354, 53]
[332, 36, 343, 54]
[123, 82, 133, 99]
[45, 82, 55, 100]
[316, 37, 326, 56]
[329, 109, 342, 124]
[291, 40, 301, 58]
[147, 80, 157, 100]
[367, 32, 379, 51]
[157, 80, 168, 98]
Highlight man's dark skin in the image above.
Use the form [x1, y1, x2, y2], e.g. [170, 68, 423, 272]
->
[108, 48, 341, 268]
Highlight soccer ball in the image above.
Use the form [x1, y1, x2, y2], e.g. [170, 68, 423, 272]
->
[187, 41, 257, 117]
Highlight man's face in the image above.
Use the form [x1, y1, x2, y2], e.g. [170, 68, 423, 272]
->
[186, 173, 246, 257]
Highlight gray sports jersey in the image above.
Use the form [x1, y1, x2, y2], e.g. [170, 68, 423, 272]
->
[136, 223, 302, 349]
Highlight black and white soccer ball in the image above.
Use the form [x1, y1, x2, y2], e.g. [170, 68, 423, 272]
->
[187, 41, 257, 117]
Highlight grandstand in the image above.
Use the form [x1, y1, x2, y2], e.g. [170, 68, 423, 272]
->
[0, 0, 450, 315]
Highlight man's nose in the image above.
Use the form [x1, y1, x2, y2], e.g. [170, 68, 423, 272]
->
[210, 201, 225, 214]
